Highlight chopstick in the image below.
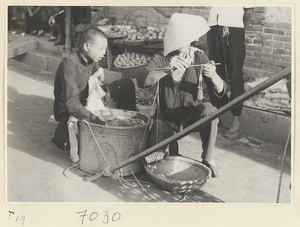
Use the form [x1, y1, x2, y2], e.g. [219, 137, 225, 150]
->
[155, 63, 221, 71]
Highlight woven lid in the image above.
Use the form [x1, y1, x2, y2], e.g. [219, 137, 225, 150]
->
[163, 13, 210, 56]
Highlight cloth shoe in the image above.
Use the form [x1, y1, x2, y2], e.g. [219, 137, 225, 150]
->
[31, 30, 38, 36]
[36, 30, 44, 37]
[54, 40, 65, 46]
[48, 36, 57, 42]
[223, 128, 242, 140]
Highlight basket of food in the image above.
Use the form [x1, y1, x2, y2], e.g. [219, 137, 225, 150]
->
[144, 156, 212, 194]
[145, 26, 166, 44]
[136, 83, 158, 117]
[114, 52, 151, 78]
[104, 25, 129, 39]
[122, 30, 147, 46]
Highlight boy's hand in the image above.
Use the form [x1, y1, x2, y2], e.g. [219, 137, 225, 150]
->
[93, 68, 106, 86]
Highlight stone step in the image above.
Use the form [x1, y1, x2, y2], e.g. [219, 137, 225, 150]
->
[220, 108, 290, 145]
[14, 48, 62, 73]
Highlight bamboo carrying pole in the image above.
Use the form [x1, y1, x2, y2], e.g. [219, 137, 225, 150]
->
[84, 66, 291, 182]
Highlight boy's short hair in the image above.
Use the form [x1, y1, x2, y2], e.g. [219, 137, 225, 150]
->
[80, 27, 107, 47]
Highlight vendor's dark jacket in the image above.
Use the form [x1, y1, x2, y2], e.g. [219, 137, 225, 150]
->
[53, 49, 99, 122]
[137, 49, 226, 120]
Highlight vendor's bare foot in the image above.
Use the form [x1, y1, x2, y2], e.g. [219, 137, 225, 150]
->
[202, 159, 220, 178]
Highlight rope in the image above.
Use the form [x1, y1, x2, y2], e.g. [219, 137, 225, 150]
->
[130, 171, 158, 202]
[63, 162, 85, 180]
[276, 130, 291, 203]
[82, 119, 110, 166]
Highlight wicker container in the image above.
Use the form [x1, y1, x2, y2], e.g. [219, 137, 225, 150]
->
[78, 109, 150, 176]
[114, 52, 150, 78]
[115, 63, 147, 78]
[144, 156, 212, 193]
[122, 39, 147, 46]
[147, 38, 163, 44]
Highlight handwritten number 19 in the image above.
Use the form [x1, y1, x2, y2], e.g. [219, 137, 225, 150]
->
[8, 211, 25, 225]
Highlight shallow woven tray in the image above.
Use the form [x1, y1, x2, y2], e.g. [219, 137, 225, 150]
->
[144, 156, 212, 194]
[105, 33, 128, 39]
[122, 39, 147, 46]
[114, 62, 147, 78]
[147, 38, 163, 43]
[114, 52, 150, 78]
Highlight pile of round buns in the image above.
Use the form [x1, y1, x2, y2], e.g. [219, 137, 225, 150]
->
[114, 52, 150, 68]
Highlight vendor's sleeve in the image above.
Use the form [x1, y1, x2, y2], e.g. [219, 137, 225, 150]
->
[62, 59, 98, 121]
[136, 53, 169, 88]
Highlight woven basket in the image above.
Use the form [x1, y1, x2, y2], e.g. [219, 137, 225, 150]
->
[147, 38, 163, 44]
[114, 52, 150, 78]
[144, 156, 212, 194]
[115, 63, 147, 78]
[122, 39, 147, 46]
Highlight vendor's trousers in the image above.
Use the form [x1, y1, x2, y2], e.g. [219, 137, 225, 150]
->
[207, 25, 245, 116]
[147, 103, 218, 162]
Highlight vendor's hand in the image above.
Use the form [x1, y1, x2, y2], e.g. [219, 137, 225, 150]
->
[202, 60, 217, 79]
[169, 55, 191, 71]
[203, 61, 224, 93]
[92, 117, 105, 125]
[48, 16, 55, 25]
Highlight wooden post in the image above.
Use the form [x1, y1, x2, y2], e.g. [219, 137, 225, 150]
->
[64, 6, 72, 55]
[104, 6, 108, 17]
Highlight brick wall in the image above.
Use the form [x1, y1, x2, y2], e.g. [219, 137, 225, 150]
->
[93, 6, 293, 74]
[245, 6, 292, 72]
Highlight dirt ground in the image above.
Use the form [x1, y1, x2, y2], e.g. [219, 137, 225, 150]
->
[5, 58, 292, 204]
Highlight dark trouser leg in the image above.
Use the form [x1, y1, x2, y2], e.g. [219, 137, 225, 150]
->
[207, 26, 230, 109]
[52, 24, 59, 37]
[227, 27, 245, 116]
[107, 77, 136, 111]
[146, 119, 178, 155]
[53, 23, 65, 40]
[184, 103, 218, 162]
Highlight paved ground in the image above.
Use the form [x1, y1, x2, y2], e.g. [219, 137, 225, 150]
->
[6, 58, 292, 204]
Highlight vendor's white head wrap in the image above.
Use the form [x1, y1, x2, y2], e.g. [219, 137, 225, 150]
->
[163, 13, 210, 56]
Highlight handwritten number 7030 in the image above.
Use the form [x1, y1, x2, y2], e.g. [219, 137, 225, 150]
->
[77, 209, 121, 225]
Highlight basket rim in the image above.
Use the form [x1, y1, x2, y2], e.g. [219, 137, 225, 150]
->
[144, 156, 212, 184]
[114, 61, 147, 70]
[114, 52, 150, 69]
[105, 33, 128, 39]
[146, 38, 163, 43]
